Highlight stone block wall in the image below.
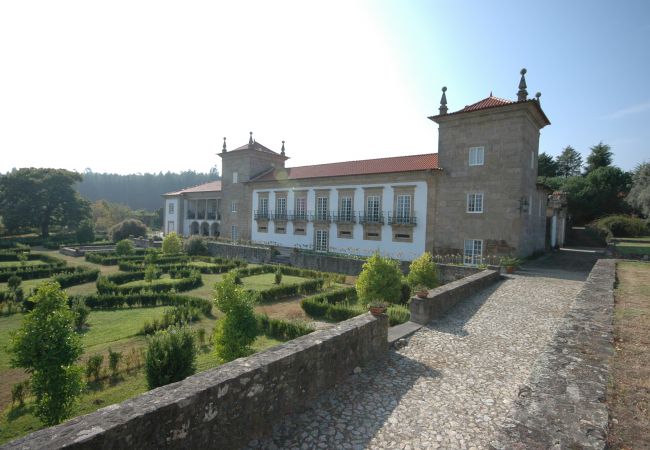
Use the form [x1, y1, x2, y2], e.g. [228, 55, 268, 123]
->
[491, 259, 615, 449]
[409, 269, 501, 325]
[4, 314, 388, 450]
[207, 241, 272, 263]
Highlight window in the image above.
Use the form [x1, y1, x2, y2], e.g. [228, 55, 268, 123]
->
[232, 172, 238, 184]
[367, 195, 380, 222]
[396, 195, 411, 222]
[315, 229, 328, 252]
[259, 197, 268, 215]
[316, 197, 328, 221]
[231, 201, 237, 213]
[464, 239, 483, 266]
[168, 203, 174, 215]
[167, 221, 175, 232]
[340, 196, 352, 221]
[276, 197, 287, 217]
[295, 197, 306, 220]
[231, 225, 238, 241]
[469, 146, 484, 166]
[467, 193, 484, 213]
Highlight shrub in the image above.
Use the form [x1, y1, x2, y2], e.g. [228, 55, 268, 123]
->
[592, 215, 649, 238]
[162, 232, 183, 255]
[387, 304, 411, 326]
[115, 239, 134, 256]
[406, 252, 439, 290]
[213, 273, 258, 362]
[145, 325, 197, 389]
[140, 304, 203, 335]
[300, 287, 365, 322]
[184, 235, 208, 256]
[274, 268, 282, 285]
[109, 219, 147, 242]
[11, 380, 30, 407]
[196, 327, 207, 347]
[108, 348, 122, 378]
[255, 314, 313, 340]
[356, 252, 402, 306]
[86, 354, 104, 382]
[53, 267, 100, 288]
[7, 275, 21, 291]
[71, 297, 90, 331]
[76, 219, 95, 244]
[144, 264, 160, 283]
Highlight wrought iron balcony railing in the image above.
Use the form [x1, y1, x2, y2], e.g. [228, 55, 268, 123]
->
[388, 212, 417, 226]
[289, 210, 309, 222]
[332, 211, 356, 224]
[312, 211, 332, 223]
[358, 211, 385, 225]
[272, 211, 288, 221]
[254, 210, 269, 220]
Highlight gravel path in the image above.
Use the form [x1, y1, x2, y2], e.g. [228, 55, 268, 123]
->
[246, 261, 589, 450]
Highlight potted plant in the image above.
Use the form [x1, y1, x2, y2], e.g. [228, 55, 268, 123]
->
[500, 256, 521, 274]
[368, 301, 388, 316]
[414, 284, 429, 299]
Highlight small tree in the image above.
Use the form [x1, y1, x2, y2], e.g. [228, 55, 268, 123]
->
[71, 297, 90, 331]
[556, 146, 583, 177]
[17, 251, 28, 267]
[406, 252, 439, 289]
[145, 325, 197, 389]
[76, 219, 95, 244]
[585, 142, 613, 174]
[108, 348, 122, 379]
[86, 354, 104, 382]
[627, 162, 650, 218]
[144, 264, 160, 283]
[274, 267, 282, 285]
[213, 273, 258, 362]
[11, 380, 30, 407]
[184, 235, 208, 256]
[8, 282, 84, 425]
[109, 218, 147, 242]
[355, 252, 402, 306]
[7, 275, 21, 292]
[115, 238, 134, 256]
[162, 232, 183, 254]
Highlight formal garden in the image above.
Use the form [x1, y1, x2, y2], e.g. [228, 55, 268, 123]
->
[0, 230, 442, 444]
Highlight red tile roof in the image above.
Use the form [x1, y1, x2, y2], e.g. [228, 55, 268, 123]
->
[163, 180, 221, 196]
[460, 95, 513, 112]
[250, 153, 439, 182]
[230, 141, 281, 156]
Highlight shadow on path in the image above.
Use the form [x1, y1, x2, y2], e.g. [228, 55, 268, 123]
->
[519, 247, 603, 281]
[245, 351, 440, 450]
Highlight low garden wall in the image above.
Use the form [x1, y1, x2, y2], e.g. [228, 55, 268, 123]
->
[207, 241, 272, 263]
[3, 314, 388, 450]
[59, 245, 115, 257]
[409, 269, 501, 325]
[491, 259, 615, 449]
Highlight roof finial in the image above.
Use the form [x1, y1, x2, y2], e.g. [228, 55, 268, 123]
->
[281, 140, 286, 156]
[222, 137, 227, 153]
[249, 131, 253, 145]
[535, 91, 542, 104]
[489, 90, 493, 97]
[439, 86, 448, 115]
[517, 68, 528, 102]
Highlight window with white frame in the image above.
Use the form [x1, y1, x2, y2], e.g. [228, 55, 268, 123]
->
[340, 196, 352, 221]
[315, 229, 328, 252]
[316, 197, 328, 221]
[232, 172, 238, 184]
[276, 197, 287, 217]
[464, 239, 483, 266]
[367, 195, 380, 221]
[396, 194, 411, 222]
[231, 225, 238, 241]
[258, 197, 268, 215]
[469, 146, 485, 166]
[168, 202, 174, 215]
[231, 201, 237, 213]
[295, 197, 306, 220]
[467, 193, 484, 213]
[167, 221, 175, 232]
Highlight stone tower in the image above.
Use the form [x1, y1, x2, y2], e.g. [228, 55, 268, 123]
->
[429, 69, 551, 257]
[219, 133, 288, 241]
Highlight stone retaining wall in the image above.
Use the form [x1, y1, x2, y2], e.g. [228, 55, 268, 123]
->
[59, 245, 115, 257]
[207, 241, 272, 263]
[409, 269, 501, 325]
[491, 259, 616, 450]
[3, 314, 388, 450]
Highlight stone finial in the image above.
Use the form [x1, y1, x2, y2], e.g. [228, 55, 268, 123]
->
[517, 68, 528, 102]
[249, 131, 253, 145]
[281, 140, 286, 156]
[535, 92, 542, 104]
[222, 137, 227, 153]
[439, 86, 448, 115]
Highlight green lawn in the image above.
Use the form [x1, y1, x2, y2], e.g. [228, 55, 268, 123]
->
[240, 273, 309, 291]
[183, 273, 223, 300]
[120, 274, 186, 289]
[615, 241, 650, 255]
[0, 261, 47, 268]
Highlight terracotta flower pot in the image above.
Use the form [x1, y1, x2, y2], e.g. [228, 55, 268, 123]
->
[369, 306, 387, 316]
[506, 265, 515, 274]
[416, 290, 429, 299]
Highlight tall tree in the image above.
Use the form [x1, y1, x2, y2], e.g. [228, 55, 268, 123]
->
[585, 141, 613, 174]
[555, 146, 583, 178]
[0, 168, 91, 237]
[538, 152, 559, 177]
[627, 162, 650, 217]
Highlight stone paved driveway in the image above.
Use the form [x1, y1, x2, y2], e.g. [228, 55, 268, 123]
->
[246, 252, 596, 450]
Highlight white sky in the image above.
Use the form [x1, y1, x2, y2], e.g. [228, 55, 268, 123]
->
[0, 1, 436, 175]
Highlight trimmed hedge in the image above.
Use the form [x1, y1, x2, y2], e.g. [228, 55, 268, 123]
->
[249, 278, 324, 303]
[0, 266, 73, 283]
[387, 304, 411, 326]
[300, 287, 363, 321]
[232, 264, 345, 283]
[84, 250, 147, 265]
[52, 267, 100, 288]
[68, 292, 212, 313]
[96, 270, 203, 295]
[592, 215, 649, 239]
[118, 259, 241, 274]
[255, 313, 314, 340]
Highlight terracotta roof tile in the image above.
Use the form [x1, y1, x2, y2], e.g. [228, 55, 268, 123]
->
[459, 95, 513, 112]
[230, 141, 281, 155]
[250, 153, 439, 182]
[163, 180, 221, 196]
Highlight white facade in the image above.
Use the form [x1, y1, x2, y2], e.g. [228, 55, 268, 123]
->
[164, 198, 179, 234]
[251, 181, 428, 260]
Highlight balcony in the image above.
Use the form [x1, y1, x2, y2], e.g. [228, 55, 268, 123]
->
[388, 212, 417, 226]
[207, 212, 221, 221]
[359, 211, 384, 225]
[254, 210, 269, 220]
[332, 211, 356, 224]
[289, 210, 309, 222]
[272, 211, 288, 221]
[312, 211, 331, 223]
[187, 211, 196, 220]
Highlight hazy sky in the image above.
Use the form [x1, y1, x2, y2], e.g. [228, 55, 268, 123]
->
[1, 0, 649, 175]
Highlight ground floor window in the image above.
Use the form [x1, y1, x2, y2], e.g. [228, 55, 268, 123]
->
[315, 229, 328, 252]
[463, 239, 483, 266]
[167, 221, 175, 233]
[231, 225, 238, 241]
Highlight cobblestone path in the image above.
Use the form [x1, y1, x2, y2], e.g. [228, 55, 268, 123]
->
[247, 256, 593, 450]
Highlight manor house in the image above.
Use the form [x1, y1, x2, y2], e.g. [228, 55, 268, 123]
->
[163, 70, 552, 263]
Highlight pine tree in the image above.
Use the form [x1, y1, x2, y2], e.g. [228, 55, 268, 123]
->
[556, 146, 583, 177]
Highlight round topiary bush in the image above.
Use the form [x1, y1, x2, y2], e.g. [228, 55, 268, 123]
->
[184, 235, 208, 256]
[109, 219, 147, 243]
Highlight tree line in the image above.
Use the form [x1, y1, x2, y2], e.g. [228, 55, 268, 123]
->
[537, 142, 649, 224]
